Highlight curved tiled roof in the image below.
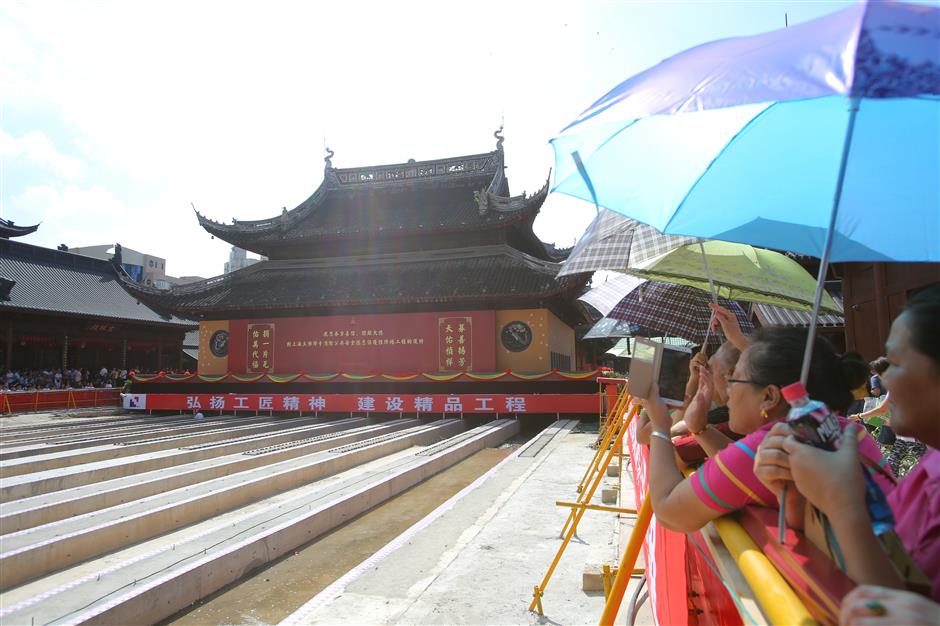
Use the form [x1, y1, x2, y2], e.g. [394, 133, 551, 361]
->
[118, 245, 588, 317]
[194, 142, 552, 260]
[0, 239, 194, 327]
[0, 218, 40, 239]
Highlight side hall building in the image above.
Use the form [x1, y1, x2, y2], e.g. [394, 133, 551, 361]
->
[0, 238, 195, 374]
[120, 133, 592, 377]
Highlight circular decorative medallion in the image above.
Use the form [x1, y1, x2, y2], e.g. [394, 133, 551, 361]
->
[500, 321, 532, 352]
[209, 330, 229, 357]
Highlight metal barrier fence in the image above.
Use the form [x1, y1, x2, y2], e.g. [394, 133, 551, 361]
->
[1, 389, 121, 414]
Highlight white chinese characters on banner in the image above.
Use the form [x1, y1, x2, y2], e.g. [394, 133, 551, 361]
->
[414, 396, 433, 412]
[282, 396, 300, 411]
[133, 393, 601, 415]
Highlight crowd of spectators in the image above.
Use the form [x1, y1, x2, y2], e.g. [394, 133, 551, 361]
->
[2, 366, 130, 391]
[636, 284, 940, 625]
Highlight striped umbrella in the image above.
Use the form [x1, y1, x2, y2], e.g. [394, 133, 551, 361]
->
[609, 282, 753, 350]
[558, 209, 698, 277]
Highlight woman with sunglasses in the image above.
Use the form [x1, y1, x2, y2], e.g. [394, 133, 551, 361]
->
[643, 326, 888, 533]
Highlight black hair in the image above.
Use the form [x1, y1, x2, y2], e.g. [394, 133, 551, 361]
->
[743, 327, 867, 414]
[870, 357, 890, 375]
[901, 284, 940, 368]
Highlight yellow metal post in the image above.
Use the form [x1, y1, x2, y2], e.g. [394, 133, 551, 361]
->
[532, 586, 544, 616]
[529, 403, 639, 614]
[555, 501, 637, 515]
[599, 491, 653, 626]
[579, 386, 628, 492]
[563, 387, 633, 538]
[602, 565, 613, 598]
[565, 398, 636, 538]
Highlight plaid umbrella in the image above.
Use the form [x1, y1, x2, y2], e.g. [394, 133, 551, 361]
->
[557, 209, 698, 277]
[609, 281, 753, 350]
[577, 273, 645, 316]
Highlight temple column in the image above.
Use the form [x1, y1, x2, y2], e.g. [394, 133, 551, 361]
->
[157, 340, 163, 371]
[122, 339, 127, 369]
[5, 321, 12, 371]
[62, 333, 69, 369]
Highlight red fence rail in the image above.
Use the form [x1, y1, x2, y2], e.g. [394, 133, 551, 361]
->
[1, 389, 122, 414]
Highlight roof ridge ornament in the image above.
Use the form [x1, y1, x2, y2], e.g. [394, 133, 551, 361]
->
[324, 147, 334, 171]
[494, 126, 504, 151]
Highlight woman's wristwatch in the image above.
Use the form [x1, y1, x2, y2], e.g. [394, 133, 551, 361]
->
[689, 424, 711, 436]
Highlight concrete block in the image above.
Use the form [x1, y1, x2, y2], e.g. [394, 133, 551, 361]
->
[606, 463, 620, 477]
[582, 564, 617, 592]
[601, 488, 619, 504]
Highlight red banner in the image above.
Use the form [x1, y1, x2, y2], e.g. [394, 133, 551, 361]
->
[228, 311, 496, 374]
[123, 393, 596, 414]
[626, 399, 693, 626]
[625, 398, 743, 625]
[246, 323, 275, 373]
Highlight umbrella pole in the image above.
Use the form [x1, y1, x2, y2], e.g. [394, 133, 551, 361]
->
[699, 242, 719, 349]
[799, 97, 861, 387]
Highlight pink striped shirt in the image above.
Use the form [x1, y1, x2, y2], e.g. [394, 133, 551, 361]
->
[691, 417, 893, 513]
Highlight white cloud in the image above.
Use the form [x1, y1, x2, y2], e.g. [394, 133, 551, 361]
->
[0, 129, 86, 180]
[13, 183, 124, 221]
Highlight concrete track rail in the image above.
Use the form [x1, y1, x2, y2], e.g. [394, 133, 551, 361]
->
[0, 419, 518, 626]
[0, 418, 369, 501]
[0, 415, 337, 477]
[0, 420, 464, 589]
[0, 419, 418, 533]
[0, 414, 270, 460]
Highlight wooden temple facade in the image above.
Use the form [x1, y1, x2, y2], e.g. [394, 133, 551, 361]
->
[120, 134, 592, 384]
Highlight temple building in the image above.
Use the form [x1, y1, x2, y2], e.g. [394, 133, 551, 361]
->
[0, 237, 195, 373]
[119, 133, 591, 378]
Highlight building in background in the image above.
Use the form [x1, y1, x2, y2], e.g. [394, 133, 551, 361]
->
[838, 262, 940, 360]
[224, 246, 265, 274]
[67, 244, 203, 290]
[0, 238, 195, 372]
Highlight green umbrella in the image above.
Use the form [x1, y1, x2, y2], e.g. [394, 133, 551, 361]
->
[621, 241, 842, 315]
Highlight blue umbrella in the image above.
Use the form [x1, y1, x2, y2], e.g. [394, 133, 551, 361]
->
[552, 0, 939, 383]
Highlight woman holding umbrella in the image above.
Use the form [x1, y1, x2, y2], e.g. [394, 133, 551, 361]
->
[755, 286, 940, 603]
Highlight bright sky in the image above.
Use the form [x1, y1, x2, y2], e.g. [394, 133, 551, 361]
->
[1, 0, 859, 279]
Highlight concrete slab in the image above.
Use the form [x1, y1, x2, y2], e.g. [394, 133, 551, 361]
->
[0, 420, 464, 589]
[282, 420, 628, 626]
[0, 420, 519, 626]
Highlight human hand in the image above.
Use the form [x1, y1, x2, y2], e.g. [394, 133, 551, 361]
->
[841, 584, 940, 625]
[685, 350, 707, 396]
[781, 423, 868, 518]
[636, 409, 652, 446]
[708, 303, 749, 351]
[684, 367, 714, 435]
[641, 384, 672, 434]
[754, 422, 794, 496]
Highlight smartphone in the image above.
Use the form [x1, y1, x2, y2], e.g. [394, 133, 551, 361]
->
[628, 338, 693, 407]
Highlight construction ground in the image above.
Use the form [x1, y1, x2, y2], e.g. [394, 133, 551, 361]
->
[1, 409, 651, 626]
